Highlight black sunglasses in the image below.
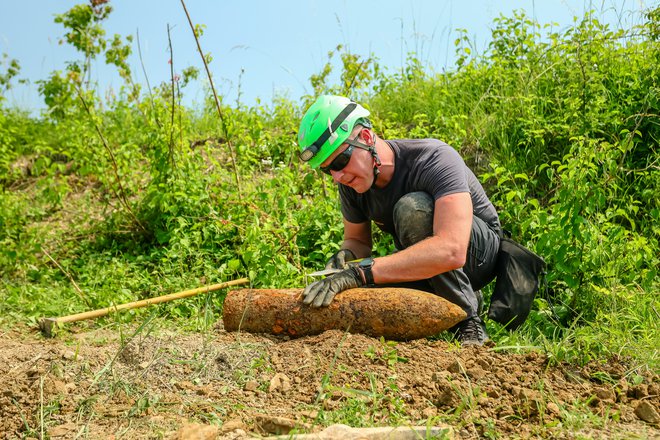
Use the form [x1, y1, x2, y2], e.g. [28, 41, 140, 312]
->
[320, 132, 373, 175]
[321, 145, 355, 175]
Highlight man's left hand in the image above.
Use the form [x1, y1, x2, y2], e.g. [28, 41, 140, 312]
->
[303, 266, 364, 307]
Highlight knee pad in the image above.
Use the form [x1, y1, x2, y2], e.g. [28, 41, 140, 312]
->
[393, 192, 434, 248]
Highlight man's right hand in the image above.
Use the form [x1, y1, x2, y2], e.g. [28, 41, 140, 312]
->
[303, 266, 364, 307]
[325, 249, 357, 270]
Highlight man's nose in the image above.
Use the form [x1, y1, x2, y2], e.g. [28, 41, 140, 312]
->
[330, 169, 344, 183]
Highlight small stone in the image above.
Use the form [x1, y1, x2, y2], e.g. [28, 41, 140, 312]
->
[511, 386, 523, 399]
[435, 382, 459, 407]
[595, 386, 616, 402]
[268, 373, 291, 393]
[301, 410, 318, 420]
[244, 380, 259, 392]
[254, 415, 300, 435]
[314, 425, 455, 439]
[467, 367, 486, 381]
[546, 402, 561, 416]
[174, 423, 219, 440]
[232, 429, 247, 439]
[320, 424, 354, 438]
[62, 350, 77, 360]
[175, 381, 194, 391]
[49, 379, 67, 395]
[447, 360, 463, 374]
[27, 368, 43, 378]
[220, 419, 246, 433]
[633, 384, 649, 399]
[432, 371, 452, 382]
[196, 385, 212, 396]
[422, 407, 437, 419]
[48, 423, 77, 438]
[486, 388, 500, 399]
[521, 388, 541, 402]
[476, 358, 491, 369]
[138, 361, 150, 369]
[634, 400, 660, 424]
[323, 399, 340, 410]
[498, 406, 515, 417]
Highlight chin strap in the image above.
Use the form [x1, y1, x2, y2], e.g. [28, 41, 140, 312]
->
[344, 129, 382, 189]
[369, 137, 382, 189]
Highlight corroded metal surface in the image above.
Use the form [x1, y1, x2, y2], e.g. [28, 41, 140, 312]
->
[222, 288, 466, 341]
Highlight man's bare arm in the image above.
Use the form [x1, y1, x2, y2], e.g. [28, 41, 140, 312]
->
[341, 218, 372, 259]
[370, 192, 473, 283]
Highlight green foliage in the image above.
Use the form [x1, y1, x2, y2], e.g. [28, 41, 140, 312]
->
[37, 70, 80, 120]
[54, 1, 112, 71]
[365, 337, 409, 369]
[307, 44, 379, 102]
[0, 54, 21, 99]
[105, 34, 133, 82]
[0, 4, 658, 372]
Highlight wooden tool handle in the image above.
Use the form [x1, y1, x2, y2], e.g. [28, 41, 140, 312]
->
[45, 278, 249, 326]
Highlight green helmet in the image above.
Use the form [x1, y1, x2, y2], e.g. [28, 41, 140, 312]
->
[298, 95, 370, 168]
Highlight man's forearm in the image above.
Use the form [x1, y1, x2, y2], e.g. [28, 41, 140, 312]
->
[341, 238, 372, 259]
[371, 235, 466, 284]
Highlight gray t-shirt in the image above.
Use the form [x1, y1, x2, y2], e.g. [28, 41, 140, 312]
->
[339, 139, 500, 235]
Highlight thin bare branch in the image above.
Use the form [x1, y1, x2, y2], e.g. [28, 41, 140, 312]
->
[75, 87, 146, 232]
[342, 59, 367, 96]
[136, 28, 161, 128]
[167, 24, 177, 172]
[179, 0, 242, 196]
[41, 247, 91, 307]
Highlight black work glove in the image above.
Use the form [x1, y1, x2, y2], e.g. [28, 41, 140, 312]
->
[325, 249, 357, 270]
[303, 266, 364, 307]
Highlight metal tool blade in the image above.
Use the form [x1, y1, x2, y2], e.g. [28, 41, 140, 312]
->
[308, 258, 365, 277]
[308, 268, 343, 277]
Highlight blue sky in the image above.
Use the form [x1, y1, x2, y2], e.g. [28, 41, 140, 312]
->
[0, 0, 652, 112]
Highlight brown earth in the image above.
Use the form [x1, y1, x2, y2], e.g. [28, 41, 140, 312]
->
[1, 323, 658, 440]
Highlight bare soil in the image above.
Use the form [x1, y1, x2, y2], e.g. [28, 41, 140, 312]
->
[1, 323, 658, 439]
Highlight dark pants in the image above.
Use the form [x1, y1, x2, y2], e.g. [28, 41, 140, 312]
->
[391, 192, 500, 319]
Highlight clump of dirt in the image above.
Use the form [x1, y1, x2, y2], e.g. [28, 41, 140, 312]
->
[0, 325, 658, 439]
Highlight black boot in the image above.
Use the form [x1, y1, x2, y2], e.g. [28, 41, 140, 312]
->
[450, 317, 489, 346]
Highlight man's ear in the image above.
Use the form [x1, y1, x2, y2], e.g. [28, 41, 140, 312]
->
[361, 127, 373, 144]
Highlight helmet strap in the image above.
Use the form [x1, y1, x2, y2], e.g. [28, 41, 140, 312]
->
[369, 136, 381, 189]
[343, 127, 382, 189]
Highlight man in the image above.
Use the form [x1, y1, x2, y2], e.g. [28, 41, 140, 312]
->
[298, 95, 501, 345]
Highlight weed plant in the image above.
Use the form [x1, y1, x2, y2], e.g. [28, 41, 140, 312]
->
[0, 3, 658, 378]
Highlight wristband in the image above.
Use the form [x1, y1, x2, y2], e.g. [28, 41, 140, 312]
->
[358, 258, 376, 287]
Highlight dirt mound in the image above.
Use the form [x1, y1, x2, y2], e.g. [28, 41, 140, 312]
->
[0, 325, 658, 439]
